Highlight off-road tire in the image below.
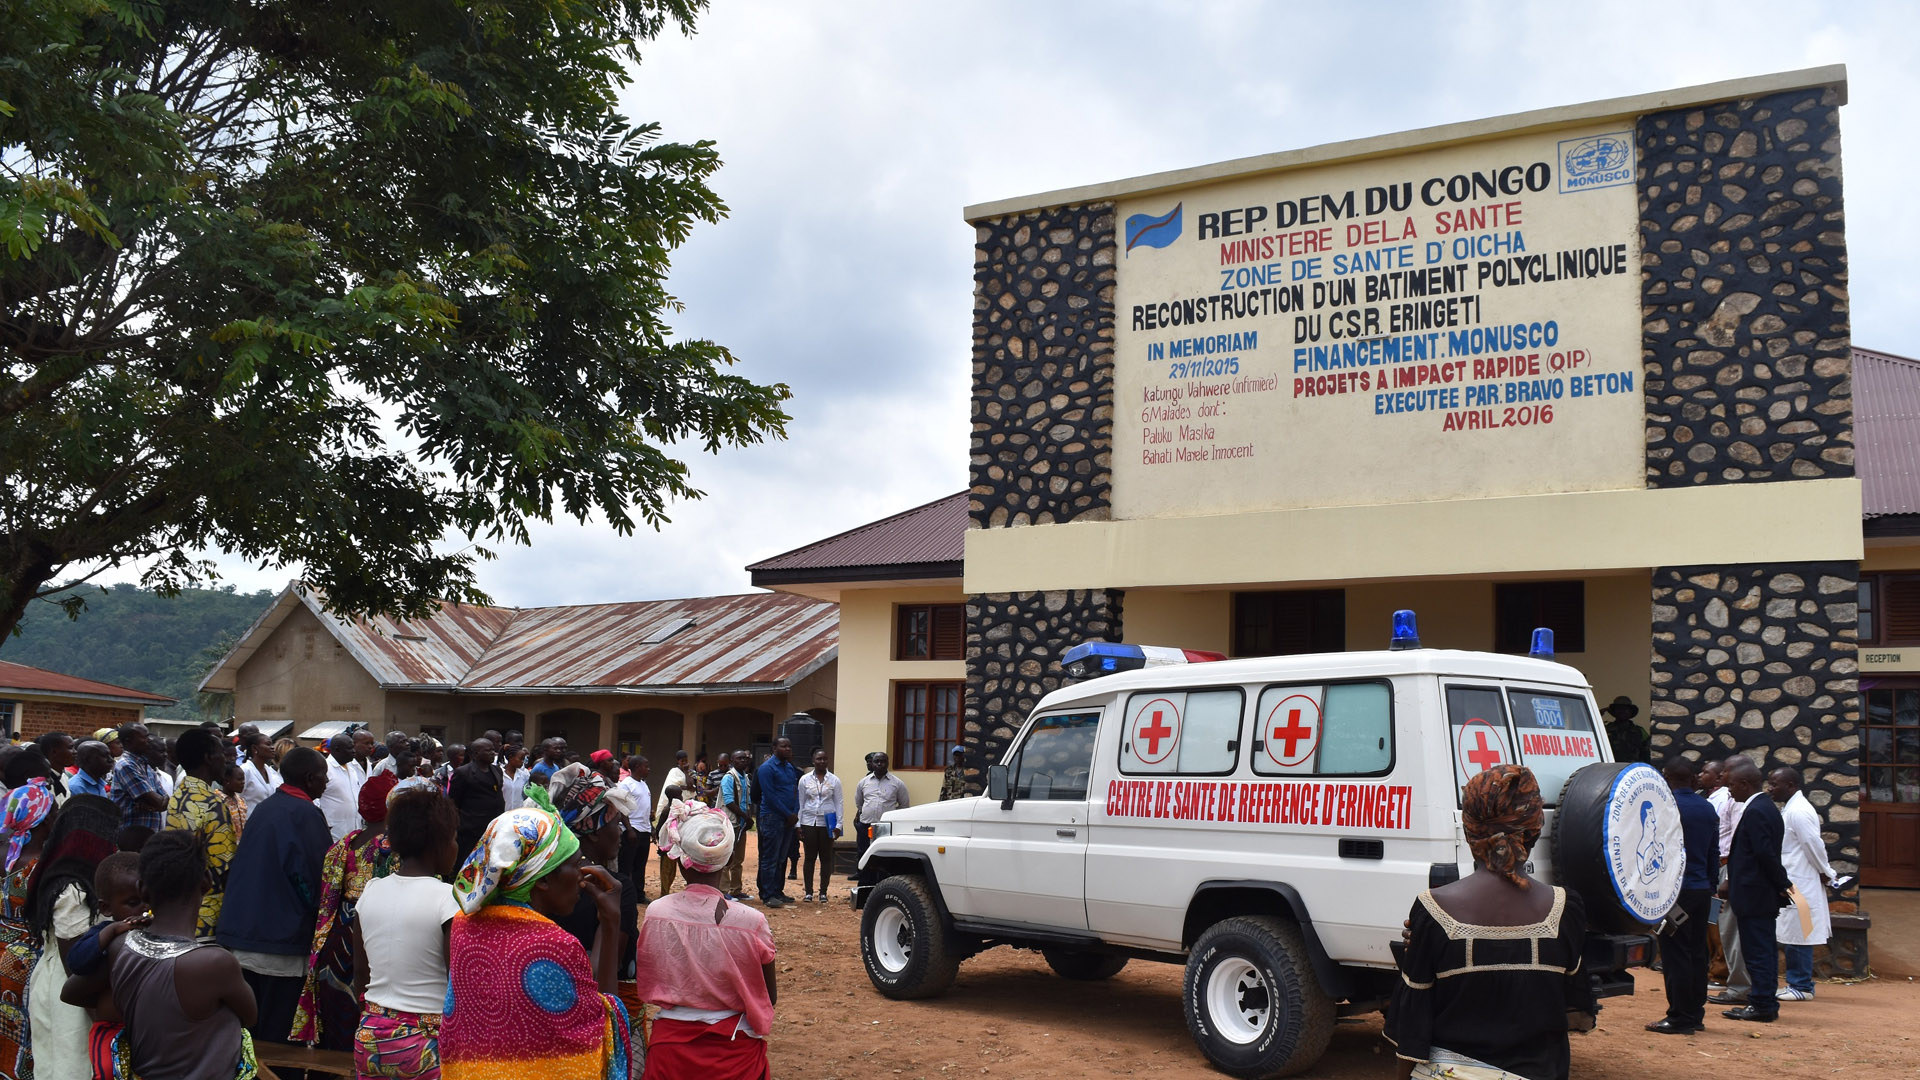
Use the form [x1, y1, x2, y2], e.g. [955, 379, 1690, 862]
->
[1043, 948, 1129, 981]
[859, 874, 959, 999]
[1553, 761, 1684, 934]
[1183, 915, 1335, 1078]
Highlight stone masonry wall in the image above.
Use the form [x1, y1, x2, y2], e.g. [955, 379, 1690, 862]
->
[961, 590, 1122, 794]
[1648, 563, 1860, 876]
[969, 204, 1118, 528]
[1639, 87, 1850, 486]
[962, 204, 1123, 793]
[1639, 83, 1858, 893]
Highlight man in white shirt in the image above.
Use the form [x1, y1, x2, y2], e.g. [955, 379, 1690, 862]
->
[316, 733, 364, 841]
[656, 749, 690, 817]
[1710, 754, 1752, 1006]
[853, 752, 911, 889]
[499, 745, 530, 809]
[1768, 767, 1836, 1001]
[615, 754, 653, 899]
[796, 749, 845, 902]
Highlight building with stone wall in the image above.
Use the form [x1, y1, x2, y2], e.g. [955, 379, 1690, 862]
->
[0, 659, 174, 740]
[952, 66, 1887, 889]
[198, 584, 838, 762]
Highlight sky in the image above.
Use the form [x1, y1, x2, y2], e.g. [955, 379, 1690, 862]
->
[190, 0, 1919, 608]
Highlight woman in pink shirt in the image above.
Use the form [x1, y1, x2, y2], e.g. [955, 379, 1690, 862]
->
[632, 804, 776, 1080]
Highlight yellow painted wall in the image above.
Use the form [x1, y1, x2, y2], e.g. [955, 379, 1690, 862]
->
[834, 585, 967, 807]
[1862, 544, 1920, 572]
[1121, 590, 1231, 654]
[235, 604, 386, 736]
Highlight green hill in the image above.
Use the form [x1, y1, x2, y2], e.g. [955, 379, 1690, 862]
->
[1, 583, 278, 720]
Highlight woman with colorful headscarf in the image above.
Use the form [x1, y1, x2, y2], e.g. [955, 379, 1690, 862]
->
[440, 788, 632, 1080]
[547, 766, 641, 969]
[289, 767, 402, 1049]
[22, 794, 118, 1079]
[0, 781, 56, 1078]
[1386, 765, 1595, 1080]
[632, 803, 775, 1080]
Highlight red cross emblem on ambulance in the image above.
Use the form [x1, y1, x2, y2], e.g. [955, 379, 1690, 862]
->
[1456, 717, 1508, 775]
[1262, 694, 1321, 768]
[1132, 697, 1182, 765]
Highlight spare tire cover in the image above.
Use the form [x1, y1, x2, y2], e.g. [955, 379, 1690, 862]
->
[1552, 762, 1685, 933]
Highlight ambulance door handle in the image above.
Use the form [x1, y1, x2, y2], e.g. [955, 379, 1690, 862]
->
[1056, 828, 1077, 840]
[1252, 739, 1265, 752]
[1227, 739, 1240, 752]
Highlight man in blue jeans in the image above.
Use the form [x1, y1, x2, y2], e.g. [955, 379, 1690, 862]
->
[755, 737, 801, 908]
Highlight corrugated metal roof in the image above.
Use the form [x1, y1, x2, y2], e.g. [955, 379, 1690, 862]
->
[296, 720, 365, 742]
[0, 660, 175, 705]
[746, 492, 967, 573]
[325, 600, 519, 688]
[201, 585, 838, 696]
[457, 593, 837, 692]
[1856, 347, 1920, 518]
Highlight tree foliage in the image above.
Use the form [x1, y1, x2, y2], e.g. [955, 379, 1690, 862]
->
[0, 0, 789, 641]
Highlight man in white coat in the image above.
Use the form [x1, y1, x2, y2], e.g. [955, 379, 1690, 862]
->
[1767, 767, 1836, 1001]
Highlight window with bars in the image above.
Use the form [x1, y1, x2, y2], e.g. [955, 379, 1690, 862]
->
[1864, 686, 1920, 805]
[1493, 581, 1586, 654]
[893, 681, 962, 769]
[1232, 590, 1345, 657]
[1862, 574, 1920, 646]
[897, 604, 965, 661]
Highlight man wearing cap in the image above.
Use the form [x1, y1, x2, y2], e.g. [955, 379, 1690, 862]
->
[1602, 696, 1648, 763]
[940, 745, 968, 801]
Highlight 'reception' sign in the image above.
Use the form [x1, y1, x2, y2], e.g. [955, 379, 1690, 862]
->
[1111, 125, 1642, 519]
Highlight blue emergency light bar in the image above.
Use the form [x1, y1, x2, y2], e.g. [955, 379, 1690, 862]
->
[1389, 609, 1421, 650]
[1530, 627, 1555, 660]
[1062, 641, 1227, 679]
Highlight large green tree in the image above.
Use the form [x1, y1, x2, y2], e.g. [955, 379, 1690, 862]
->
[0, 0, 787, 639]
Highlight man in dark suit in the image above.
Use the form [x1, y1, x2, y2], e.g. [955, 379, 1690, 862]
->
[1721, 756, 1792, 1022]
[1648, 756, 1721, 1034]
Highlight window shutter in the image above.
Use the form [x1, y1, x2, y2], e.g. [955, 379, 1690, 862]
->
[931, 605, 966, 661]
[1885, 576, 1920, 643]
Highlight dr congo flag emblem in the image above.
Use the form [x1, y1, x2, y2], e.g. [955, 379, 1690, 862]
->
[1124, 202, 1182, 255]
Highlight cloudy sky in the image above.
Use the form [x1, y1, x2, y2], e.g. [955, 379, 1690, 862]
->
[201, 0, 1916, 608]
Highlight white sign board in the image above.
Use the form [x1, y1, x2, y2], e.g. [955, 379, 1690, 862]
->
[1112, 125, 1643, 519]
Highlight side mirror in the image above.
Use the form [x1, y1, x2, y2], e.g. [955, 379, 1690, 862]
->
[987, 763, 1010, 807]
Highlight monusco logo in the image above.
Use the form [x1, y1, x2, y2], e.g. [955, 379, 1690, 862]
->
[1558, 132, 1634, 193]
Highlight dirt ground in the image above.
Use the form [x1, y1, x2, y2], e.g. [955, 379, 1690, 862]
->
[639, 845, 1920, 1080]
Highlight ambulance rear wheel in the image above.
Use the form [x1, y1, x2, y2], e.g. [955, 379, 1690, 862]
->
[1043, 948, 1129, 981]
[1184, 916, 1335, 1078]
[860, 875, 959, 1000]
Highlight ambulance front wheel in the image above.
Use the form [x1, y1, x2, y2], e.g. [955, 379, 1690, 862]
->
[860, 874, 959, 1000]
[1183, 916, 1336, 1078]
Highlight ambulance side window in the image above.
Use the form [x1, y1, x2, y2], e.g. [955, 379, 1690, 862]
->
[1506, 689, 1601, 807]
[1118, 689, 1243, 776]
[1445, 685, 1515, 802]
[1249, 680, 1393, 777]
[1010, 712, 1101, 801]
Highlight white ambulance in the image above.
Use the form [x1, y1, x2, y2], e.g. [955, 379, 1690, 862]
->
[854, 613, 1684, 1078]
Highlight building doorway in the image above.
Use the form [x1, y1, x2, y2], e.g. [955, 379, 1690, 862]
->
[615, 709, 683, 761]
[701, 707, 774, 764]
[468, 708, 525, 743]
[1862, 681, 1920, 888]
[536, 708, 600, 751]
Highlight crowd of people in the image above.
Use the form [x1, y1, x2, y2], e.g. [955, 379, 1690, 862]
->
[0, 721, 908, 1080]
